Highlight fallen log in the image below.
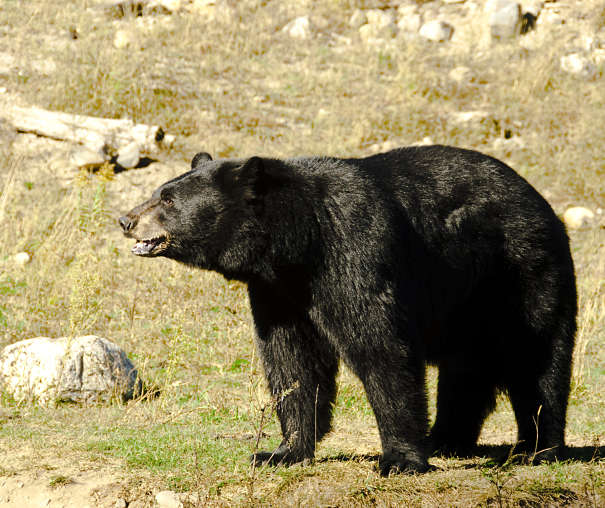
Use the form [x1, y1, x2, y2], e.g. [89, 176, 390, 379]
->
[2, 105, 174, 168]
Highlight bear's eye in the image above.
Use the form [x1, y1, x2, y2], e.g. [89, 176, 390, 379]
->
[161, 195, 173, 207]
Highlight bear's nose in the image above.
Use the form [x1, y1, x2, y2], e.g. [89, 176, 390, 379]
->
[119, 215, 135, 232]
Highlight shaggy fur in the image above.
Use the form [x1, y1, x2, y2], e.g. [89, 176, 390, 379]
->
[120, 146, 577, 475]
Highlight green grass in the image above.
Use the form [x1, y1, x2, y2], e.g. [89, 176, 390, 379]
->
[0, 0, 604, 506]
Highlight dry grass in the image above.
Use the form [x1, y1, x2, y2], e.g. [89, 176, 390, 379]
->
[0, 1, 603, 506]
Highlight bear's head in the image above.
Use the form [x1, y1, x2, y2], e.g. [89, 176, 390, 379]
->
[119, 152, 271, 279]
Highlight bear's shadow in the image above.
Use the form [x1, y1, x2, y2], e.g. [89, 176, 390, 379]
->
[318, 445, 604, 470]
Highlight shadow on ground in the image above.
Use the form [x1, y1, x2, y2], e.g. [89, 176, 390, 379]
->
[318, 444, 604, 470]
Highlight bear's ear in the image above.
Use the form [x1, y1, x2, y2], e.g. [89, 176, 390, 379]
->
[234, 156, 267, 201]
[238, 156, 264, 181]
[191, 152, 212, 169]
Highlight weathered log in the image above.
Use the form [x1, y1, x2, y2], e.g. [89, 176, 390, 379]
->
[2, 105, 174, 168]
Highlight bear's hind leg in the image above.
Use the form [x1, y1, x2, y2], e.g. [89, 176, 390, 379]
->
[430, 358, 497, 457]
[346, 348, 430, 476]
[507, 343, 572, 463]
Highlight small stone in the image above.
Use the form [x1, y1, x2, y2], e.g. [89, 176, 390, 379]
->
[451, 110, 490, 124]
[70, 147, 106, 169]
[359, 9, 397, 43]
[398, 4, 418, 17]
[419, 20, 454, 42]
[563, 207, 595, 229]
[282, 16, 311, 40]
[449, 66, 473, 83]
[537, 10, 563, 26]
[492, 136, 525, 152]
[113, 29, 133, 49]
[349, 9, 366, 29]
[489, 0, 522, 40]
[14, 252, 31, 266]
[413, 136, 434, 146]
[560, 53, 597, 79]
[161, 134, 176, 149]
[116, 141, 141, 168]
[398, 13, 422, 34]
[114, 499, 127, 508]
[155, 491, 183, 508]
[149, 0, 182, 13]
[316, 108, 329, 120]
[366, 10, 395, 30]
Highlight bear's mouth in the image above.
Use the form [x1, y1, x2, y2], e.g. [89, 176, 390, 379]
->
[131, 236, 168, 257]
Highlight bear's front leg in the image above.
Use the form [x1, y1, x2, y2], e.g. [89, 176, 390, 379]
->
[248, 283, 339, 467]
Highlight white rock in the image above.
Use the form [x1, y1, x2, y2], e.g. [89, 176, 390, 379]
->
[188, 0, 234, 23]
[537, 10, 564, 26]
[359, 24, 397, 44]
[560, 53, 597, 79]
[366, 10, 395, 29]
[162, 133, 176, 149]
[488, 0, 522, 40]
[0, 336, 142, 405]
[283, 16, 311, 40]
[398, 4, 418, 17]
[349, 9, 366, 29]
[451, 110, 490, 124]
[116, 141, 141, 168]
[148, 0, 182, 13]
[398, 13, 422, 34]
[492, 136, 525, 152]
[419, 20, 454, 42]
[412, 136, 434, 146]
[70, 147, 106, 168]
[369, 140, 398, 154]
[14, 252, 31, 266]
[563, 207, 595, 229]
[449, 66, 473, 83]
[113, 29, 133, 49]
[359, 9, 397, 42]
[155, 491, 183, 508]
[114, 499, 127, 508]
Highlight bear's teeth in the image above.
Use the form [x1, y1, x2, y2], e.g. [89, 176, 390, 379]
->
[132, 241, 154, 255]
[131, 237, 165, 256]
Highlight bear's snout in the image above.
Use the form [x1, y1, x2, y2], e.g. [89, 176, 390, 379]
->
[119, 215, 137, 233]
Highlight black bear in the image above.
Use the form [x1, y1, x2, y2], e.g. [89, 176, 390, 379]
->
[119, 146, 576, 475]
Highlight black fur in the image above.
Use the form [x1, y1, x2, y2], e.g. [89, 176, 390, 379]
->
[119, 146, 577, 475]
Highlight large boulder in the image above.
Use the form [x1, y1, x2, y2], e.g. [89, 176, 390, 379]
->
[0, 335, 142, 405]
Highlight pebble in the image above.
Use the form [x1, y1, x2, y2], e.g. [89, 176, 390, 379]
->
[14, 252, 31, 266]
[563, 207, 595, 229]
[155, 490, 183, 508]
